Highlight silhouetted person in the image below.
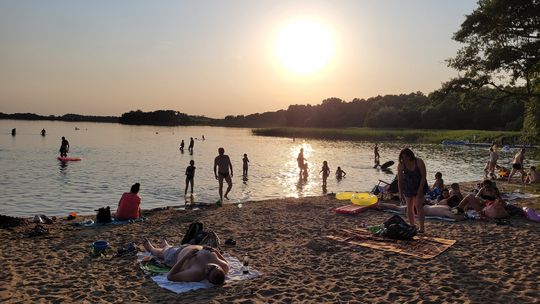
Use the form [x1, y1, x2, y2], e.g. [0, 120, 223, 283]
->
[59, 136, 69, 157]
[374, 143, 380, 167]
[41, 129, 46, 136]
[11, 128, 16, 136]
[202, 135, 205, 141]
[242, 153, 249, 176]
[188, 137, 194, 153]
[320, 161, 330, 188]
[214, 147, 233, 202]
[185, 160, 195, 196]
[297, 148, 305, 176]
[302, 162, 309, 180]
[180, 140, 185, 152]
[336, 166, 347, 180]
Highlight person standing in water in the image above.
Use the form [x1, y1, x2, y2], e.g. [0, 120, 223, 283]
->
[242, 154, 249, 176]
[397, 148, 427, 233]
[11, 128, 16, 136]
[41, 129, 46, 136]
[59, 136, 70, 157]
[335, 166, 347, 180]
[320, 161, 330, 188]
[179, 140, 185, 152]
[508, 148, 526, 183]
[214, 147, 233, 202]
[188, 137, 194, 153]
[185, 160, 195, 196]
[374, 143, 380, 167]
[297, 148, 305, 176]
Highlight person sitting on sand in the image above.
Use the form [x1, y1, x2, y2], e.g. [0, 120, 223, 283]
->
[335, 166, 346, 180]
[437, 188, 450, 203]
[431, 172, 444, 191]
[320, 161, 330, 188]
[378, 201, 465, 221]
[214, 147, 233, 202]
[525, 166, 540, 184]
[508, 148, 526, 183]
[143, 240, 229, 285]
[116, 183, 142, 220]
[449, 183, 463, 200]
[456, 179, 501, 213]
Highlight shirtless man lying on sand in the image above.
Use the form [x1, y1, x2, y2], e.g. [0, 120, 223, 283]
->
[143, 239, 229, 285]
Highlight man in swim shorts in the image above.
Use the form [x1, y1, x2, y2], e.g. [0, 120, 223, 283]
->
[508, 148, 525, 183]
[214, 147, 233, 202]
[59, 136, 70, 157]
[143, 240, 229, 285]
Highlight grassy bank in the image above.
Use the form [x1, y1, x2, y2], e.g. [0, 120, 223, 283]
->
[252, 127, 522, 144]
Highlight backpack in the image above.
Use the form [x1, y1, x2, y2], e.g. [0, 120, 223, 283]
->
[181, 222, 204, 245]
[95, 206, 112, 224]
[199, 230, 221, 249]
[380, 215, 417, 240]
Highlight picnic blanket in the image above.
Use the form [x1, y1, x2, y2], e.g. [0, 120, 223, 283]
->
[137, 251, 261, 294]
[326, 228, 456, 259]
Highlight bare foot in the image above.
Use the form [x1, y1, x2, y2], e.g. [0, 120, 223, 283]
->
[143, 238, 153, 252]
[224, 194, 229, 200]
[160, 239, 169, 247]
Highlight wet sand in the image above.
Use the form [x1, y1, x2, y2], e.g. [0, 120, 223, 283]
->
[1, 180, 540, 303]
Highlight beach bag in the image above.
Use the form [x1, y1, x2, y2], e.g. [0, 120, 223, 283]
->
[181, 222, 204, 245]
[95, 207, 112, 224]
[380, 215, 417, 240]
[483, 201, 509, 219]
[200, 230, 221, 249]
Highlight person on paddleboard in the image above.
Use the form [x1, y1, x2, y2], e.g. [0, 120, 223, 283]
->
[59, 137, 70, 157]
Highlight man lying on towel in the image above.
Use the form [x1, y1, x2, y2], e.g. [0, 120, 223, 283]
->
[143, 239, 229, 285]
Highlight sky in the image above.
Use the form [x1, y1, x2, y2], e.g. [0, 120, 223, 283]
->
[0, 0, 478, 118]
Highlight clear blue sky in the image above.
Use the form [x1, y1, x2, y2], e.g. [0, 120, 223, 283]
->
[0, 0, 478, 117]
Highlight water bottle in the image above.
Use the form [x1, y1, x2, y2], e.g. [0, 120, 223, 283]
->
[241, 255, 249, 274]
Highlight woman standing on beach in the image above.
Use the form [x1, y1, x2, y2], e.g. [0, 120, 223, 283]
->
[397, 148, 427, 233]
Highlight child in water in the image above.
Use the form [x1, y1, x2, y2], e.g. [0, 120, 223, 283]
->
[320, 161, 330, 187]
[242, 153, 249, 176]
[335, 166, 347, 180]
[185, 160, 195, 196]
[302, 163, 309, 180]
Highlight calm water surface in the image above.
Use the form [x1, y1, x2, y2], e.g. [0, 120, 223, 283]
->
[0, 120, 524, 217]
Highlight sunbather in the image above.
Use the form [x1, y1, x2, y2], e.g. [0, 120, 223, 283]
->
[456, 179, 501, 213]
[143, 239, 229, 285]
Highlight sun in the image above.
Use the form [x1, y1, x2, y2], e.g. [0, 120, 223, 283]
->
[274, 19, 334, 75]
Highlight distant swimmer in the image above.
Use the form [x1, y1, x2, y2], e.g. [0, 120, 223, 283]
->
[180, 140, 185, 152]
[185, 160, 196, 196]
[59, 136, 70, 157]
[335, 166, 347, 180]
[41, 129, 46, 136]
[214, 147, 233, 202]
[11, 128, 16, 136]
[188, 137, 194, 153]
[242, 153, 249, 176]
[202, 135, 205, 141]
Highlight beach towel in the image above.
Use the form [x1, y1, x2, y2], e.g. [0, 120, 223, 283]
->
[334, 204, 374, 215]
[137, 251, 261, 294]
[327, 228, 456, 259]
[381, 209, 456, 222]
[501, 192, 540, 201]
[79, 217, 146, 227]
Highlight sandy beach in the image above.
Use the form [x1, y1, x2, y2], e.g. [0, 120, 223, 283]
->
[1, 181, 540, 303]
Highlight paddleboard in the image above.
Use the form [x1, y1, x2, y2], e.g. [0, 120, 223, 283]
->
[380, 161, 394, 170]
[57, 157, 82, 162]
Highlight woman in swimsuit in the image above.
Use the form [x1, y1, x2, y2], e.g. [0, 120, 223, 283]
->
[456, 179, 501, 213]
[397, 148, 428, 233]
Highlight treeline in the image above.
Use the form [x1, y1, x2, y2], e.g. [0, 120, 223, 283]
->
[222, 88, 524, 130]
[119, 110, 216, 126]
[0, 112, 118, 123]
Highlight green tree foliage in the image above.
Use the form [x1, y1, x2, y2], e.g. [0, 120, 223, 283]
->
[445, 0, 540, 142]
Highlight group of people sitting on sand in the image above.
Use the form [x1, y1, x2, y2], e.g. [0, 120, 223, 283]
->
[376, 147, 528, 234]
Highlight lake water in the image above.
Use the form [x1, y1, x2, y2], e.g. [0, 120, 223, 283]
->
[0, 120, 526, 217]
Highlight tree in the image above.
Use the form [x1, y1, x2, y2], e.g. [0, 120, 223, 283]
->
[445, 0, 540, 142]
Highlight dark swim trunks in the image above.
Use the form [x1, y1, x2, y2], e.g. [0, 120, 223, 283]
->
[218, 172, 230, 178]
[512, 163, 522, 170]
